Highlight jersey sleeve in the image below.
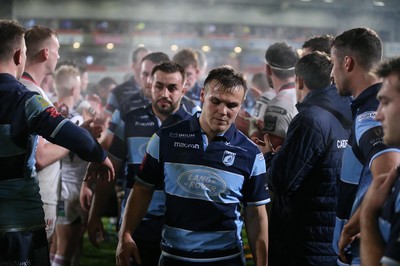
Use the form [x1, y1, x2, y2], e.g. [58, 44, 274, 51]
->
[136, 132, 163, 187]
[355, 111, 398, 166]
[242, 152, 270, 206]
[108, 119, 127, 162]
[26, 94, 106, 163]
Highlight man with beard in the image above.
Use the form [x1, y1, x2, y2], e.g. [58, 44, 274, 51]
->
[88, 62, 191, 265]
[331, 27, 400, 265]
[360, 56, 400, 266]
[116, 65, 269, 266]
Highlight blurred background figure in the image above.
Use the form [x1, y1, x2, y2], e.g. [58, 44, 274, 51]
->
[173, 48, 202, 106]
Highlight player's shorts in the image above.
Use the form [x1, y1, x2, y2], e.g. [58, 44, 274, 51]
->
[0, 228, 50, 266]
[42, 202, 57, 242]
[56, 181, 87, 225]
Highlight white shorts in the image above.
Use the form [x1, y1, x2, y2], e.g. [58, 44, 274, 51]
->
[42, 202, 57, 242]
[56, 181, 87, 225]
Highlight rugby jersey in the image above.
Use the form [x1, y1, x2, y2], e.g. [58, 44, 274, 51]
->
[333, 83, 400, 264]
[137, 114, 270, 262]
[379, 168, 400, 266]
[0, 73, 105, 232]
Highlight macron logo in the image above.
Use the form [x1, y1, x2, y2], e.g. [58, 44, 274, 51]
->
[174, 142, 200, 149]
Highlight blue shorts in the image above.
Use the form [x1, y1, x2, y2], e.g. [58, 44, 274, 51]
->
[0, 228, 50, 266]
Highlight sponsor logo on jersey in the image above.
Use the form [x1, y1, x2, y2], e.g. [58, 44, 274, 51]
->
[224, 142, 247, 152]
[135, 121, 155, 127]
[357, 111, 376, 122]
[174, 142, 200, 149]
[177, 169, 226, 196]
[169, 132, 196, 138]
[222, 150, 236, 166]
[267, 106, 287, 115]
[34, 95, 51, 109]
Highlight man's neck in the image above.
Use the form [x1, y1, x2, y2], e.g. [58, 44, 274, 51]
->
[351, 72, 381, 99]
[57, 96, 74, 110]
[23, 65, 46, 86]
[152, 105, 179, 122]
[272, 76, 295, 94]
[0, 63, 18, 78]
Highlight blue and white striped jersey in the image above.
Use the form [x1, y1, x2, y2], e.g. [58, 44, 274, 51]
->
[137, 114, 270, 262]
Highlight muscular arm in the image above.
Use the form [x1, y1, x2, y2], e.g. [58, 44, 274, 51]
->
[360, 166, 400, 266]
[116, 182, 154, 265]
[339, 152, 400, 262]
[87, 155, 122, 247]
[244, 205, 269, 266]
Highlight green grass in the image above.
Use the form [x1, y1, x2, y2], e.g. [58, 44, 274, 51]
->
[80, 218, 117, 266]
[80, 218, 255, 265]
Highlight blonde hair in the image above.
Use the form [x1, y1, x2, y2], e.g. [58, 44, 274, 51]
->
[54, 65, 80, 98]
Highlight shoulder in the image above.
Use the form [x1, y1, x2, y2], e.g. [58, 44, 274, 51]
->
[124, 105, 150, 121]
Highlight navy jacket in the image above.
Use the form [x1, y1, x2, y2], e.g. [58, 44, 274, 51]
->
[266, 85, 351, 266]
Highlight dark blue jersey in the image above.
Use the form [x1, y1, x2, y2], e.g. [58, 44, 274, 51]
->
[108, 104, 191, 243]
[379, 168, 400, 265]
[107, 90, 149, 136]
[333, 83, 400, 263]
[137, 114, 270, 262]
[0, 73, 105, 232]
[105, 78, 140, 116]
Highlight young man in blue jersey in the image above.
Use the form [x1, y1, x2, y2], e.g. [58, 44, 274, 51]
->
[360, 56, 400, 266]
[330, 27, 400, 265]
[116, 65, 269, 266]
[88, 62, 191, 265]
[0, 19, 114, 266]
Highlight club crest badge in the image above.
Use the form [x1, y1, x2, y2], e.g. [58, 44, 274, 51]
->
[222, 150, 236, 166]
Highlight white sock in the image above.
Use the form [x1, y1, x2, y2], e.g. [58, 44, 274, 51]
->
[51, 254, 71, 266]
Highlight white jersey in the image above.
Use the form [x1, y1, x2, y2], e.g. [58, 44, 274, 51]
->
[60, 112, 88, 185]
[20, 77, 61, 206]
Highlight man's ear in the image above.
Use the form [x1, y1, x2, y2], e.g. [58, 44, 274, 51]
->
[344, 56, 355, 72]
[13, 49, 22, 66]
[200, 87, 205, 103]
[42, 48, 49, 61]
[296, 76, 304, 90]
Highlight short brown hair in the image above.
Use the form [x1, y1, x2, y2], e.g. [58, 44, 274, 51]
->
[0, 20, 25, 62]
[24, 25, 57, 59]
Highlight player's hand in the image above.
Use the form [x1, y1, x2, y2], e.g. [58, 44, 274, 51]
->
[79, 181, 93, 212]
[116, 232, 141, 266]
[85, 157, 115, 182]
[80, 119, 103, 139]
[252, 133, 280, 154]
[87, 214, 105, 248]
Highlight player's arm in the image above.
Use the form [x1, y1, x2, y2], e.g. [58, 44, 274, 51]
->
[35, 136, 68, 170]
[87, 126, 126, 247]
[244, 205, 269, 266]
[338, 152, 400, 262]
[360, 168, 398, 266]
[116, 181, 154, 266]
